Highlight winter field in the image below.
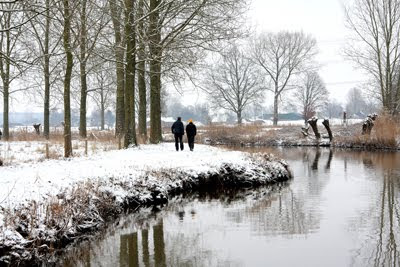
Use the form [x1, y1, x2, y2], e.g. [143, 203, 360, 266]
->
[0, 119, 357, 165]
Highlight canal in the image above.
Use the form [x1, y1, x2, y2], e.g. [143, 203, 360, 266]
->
[62, 147, 400, 266]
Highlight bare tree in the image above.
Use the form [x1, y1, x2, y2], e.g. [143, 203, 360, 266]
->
[108, 0, 125, 137]
[323, 99, 343, 119]
[23, 0, 63, 140]
[345, 87, 367, 117]
[137, 0, 147, 140]
[73, 0, 109, 138]
[345, 0, 400, 114]
[294, 71, 328, 124]
[61, 0, 73, 157]
[203, 45, 264, 124]
[123, 0, 137, 147]
[148, 0, 249, 143]
[251, 31, 317, 126]
[0, 1, 32, 140]
[91, 64, 115, 130]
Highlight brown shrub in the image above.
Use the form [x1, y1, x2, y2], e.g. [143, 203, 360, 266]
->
[335, 113, 399, 149]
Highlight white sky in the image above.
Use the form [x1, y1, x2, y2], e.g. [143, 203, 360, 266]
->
[249, 0, 366, 101]
[180, 0, 367, 107]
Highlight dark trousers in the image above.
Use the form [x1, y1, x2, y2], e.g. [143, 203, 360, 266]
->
[187, 135, 195, 151]
[174, 134, 184, 151]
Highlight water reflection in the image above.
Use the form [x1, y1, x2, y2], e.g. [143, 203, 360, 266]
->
[325, 149, 333, 171]
[120, 232, 139, 266]
[351, 169, 400, 266]
[119, 220, 167, 267]
[311, 149, 321, 170]
[141, 229, 150, 267]
[61, 147, 400, 267]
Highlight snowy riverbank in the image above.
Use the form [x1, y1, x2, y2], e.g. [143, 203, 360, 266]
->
[0, 143, 291, 265]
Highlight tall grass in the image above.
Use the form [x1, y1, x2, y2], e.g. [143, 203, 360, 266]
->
[202, 124, 277, 145]
[335, 113, 399, 149]
[372, 113, 399, 147]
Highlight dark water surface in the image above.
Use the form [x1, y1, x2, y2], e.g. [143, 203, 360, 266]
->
[62, 147, 400, 267]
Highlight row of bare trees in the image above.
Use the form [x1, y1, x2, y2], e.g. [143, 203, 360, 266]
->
[202, 0, 400, 125]
[0, 0, 248, 156]
[201, 31, 327, 125]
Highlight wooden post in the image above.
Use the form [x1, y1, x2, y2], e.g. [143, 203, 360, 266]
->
[322, 119, 333, 142]
[85, 139, 88, 156]
[342, 111, 347, 126]
[45, 143, 49, 159]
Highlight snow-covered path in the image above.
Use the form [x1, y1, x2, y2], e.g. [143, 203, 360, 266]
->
[0, 144, 250, 210]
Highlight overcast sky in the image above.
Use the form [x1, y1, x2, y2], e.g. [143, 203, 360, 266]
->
[178, 0, 367, 109]
[249, 0, 366, 101]
[8, 0, 365, 113]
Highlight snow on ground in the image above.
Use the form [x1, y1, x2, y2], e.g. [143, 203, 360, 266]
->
[0, 143, 291, 264]
[0, 144, 254, 219]
[0, 140, 117, 165]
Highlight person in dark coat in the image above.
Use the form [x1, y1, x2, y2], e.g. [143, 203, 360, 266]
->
[186, 119, 197, 151]
[171, 117, 184, 151]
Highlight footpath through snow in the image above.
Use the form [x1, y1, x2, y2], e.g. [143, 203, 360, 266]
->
[0, 143, 291, 265]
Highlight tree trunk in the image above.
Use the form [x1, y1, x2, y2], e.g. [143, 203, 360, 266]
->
[149, 61, 162, 143]
[308, 117, 320, 139]
[79, 0, 88, 138]
[43, 0, 50, 140]
[100, 88, 105, 130]
[322, 119, 333, 142]
[362, 114, 377, 135]
[63, 0, 73, 157]
[123, 0, 137, 148]
[303, 107, 308, 126]
[149, 0, 162, 144]
[109, 0, 125, 137]
[237, 111, 242, 125]
[79, 71, 87, 138]
[138, 0, 147, 139]
[1, 24, 11, 140]
[273, 94, 279, 126]
[3, 84, 9, 140]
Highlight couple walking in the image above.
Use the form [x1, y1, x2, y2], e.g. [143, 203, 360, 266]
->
[171, 117, 197, 151]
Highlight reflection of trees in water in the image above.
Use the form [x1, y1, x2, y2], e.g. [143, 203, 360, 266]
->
[141, 229, 150, 267]
[224, 149, 333, 237]
[311, 149, 321, 170]
[334, 150, 400, 173]
[119, 219, 166, 267]
[119, 216, 227, 267]
[120, 232, 139, 266]
[153, 220, 166, 267]
[352, 170, 400, 267]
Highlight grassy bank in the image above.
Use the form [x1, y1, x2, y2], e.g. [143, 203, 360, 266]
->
[0, 145, 291, 266]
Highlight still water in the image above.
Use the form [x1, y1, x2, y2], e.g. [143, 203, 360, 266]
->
[62, 147, 400, 267]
